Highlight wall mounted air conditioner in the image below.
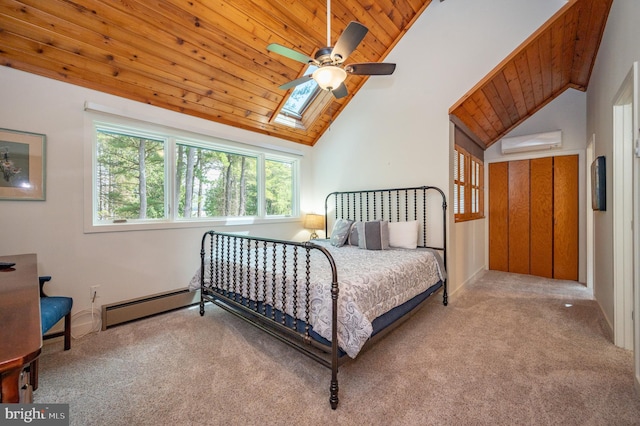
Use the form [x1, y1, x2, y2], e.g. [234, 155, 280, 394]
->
[500, 130, 562, 154]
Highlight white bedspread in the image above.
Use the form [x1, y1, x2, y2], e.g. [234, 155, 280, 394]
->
[189, 239, 445, 358]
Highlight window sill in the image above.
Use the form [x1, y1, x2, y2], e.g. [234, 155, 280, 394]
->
[454, 216, 485, 223]
[84, 216, 301, 234]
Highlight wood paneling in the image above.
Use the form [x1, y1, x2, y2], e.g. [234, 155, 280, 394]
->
[488, 155, 578, 281]
[0, 0, 613, 147]
[489, 162, 509, 271]
[508, 160, 530, 274]
[0, 0, 432, 146]
[449, 0, 613, 148]
[530, 157, 554, 278]
[553, 155, 579, 280]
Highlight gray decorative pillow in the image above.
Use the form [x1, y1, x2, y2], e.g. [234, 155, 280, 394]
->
[348, 221, 360, 246]
[357, 220, 390, 250]
[330, 219, 354, 247]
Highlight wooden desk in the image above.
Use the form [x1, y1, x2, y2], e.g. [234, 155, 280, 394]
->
[0, 253, 42, 403]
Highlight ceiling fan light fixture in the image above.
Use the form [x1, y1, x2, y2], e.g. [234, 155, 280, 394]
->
[313, 66, 347, 91]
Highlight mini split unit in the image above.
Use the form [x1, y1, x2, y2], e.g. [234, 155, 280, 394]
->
[500, 130, 562, 154]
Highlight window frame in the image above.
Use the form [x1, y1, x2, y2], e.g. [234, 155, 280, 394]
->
[85, 115, 300, 233]
[454, 145, 485, 222]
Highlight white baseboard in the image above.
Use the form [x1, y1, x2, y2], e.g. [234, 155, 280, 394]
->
[449, 266, 487, 299]
[594, 297, 614, 344]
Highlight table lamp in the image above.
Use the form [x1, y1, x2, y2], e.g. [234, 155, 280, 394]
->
[304, 213, 325, 239]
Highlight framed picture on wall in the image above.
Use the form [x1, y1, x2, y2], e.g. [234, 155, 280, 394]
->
[591, 155, 606, 211]
[0, 128, 46, 201]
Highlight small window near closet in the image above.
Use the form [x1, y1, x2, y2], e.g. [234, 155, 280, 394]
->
[454, 146, 484, 222]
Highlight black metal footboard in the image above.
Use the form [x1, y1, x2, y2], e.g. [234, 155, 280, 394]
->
[198, 232, 341, 408]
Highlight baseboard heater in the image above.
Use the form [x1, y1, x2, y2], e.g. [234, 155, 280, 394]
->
[102, 288, 200, 330]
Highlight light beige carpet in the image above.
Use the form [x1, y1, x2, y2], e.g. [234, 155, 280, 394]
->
[35, 270, 640, 425]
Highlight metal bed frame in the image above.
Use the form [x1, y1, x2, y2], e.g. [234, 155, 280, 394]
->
[199, 185, 447, 409]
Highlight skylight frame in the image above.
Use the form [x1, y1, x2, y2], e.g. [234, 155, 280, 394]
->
[278, 65, 321, 124]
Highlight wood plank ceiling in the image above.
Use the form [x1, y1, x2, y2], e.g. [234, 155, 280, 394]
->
[1, 0, 613, 148]
[0, 0, 432, 146]
[449, 0, 613, 150]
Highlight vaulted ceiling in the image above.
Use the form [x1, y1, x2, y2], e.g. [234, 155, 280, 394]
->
[0, 0, 432, 146]
[0, 0, 612, 148]
[449, 0, 613, 149]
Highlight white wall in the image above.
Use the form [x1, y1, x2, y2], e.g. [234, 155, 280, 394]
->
[312, 0, 567, 294]
[0, 66, 313, 322]
[484, 89, 588, 283]
[586, 0, 640, 332]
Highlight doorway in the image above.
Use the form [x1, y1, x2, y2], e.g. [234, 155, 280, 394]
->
[612, 63, 639, 389]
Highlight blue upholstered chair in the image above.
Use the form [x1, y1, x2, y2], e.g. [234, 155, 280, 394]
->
[30, 276, 73, 391]
[38, 276, 73, 350]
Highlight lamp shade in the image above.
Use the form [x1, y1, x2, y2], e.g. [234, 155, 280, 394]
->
[312, 66, 347, 91]
[304, 213, 325, 230]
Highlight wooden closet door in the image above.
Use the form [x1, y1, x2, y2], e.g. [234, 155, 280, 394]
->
[553, 155, 579, 280]
[508, 160, 530, 274]
[489, 162, 509, 271]
[488, 155, 579, 280]
[530, 157, 554, 278]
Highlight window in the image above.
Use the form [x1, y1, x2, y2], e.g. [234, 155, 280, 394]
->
[264, 158, 294, 216]
[174, 143, 259, 219]
[454, 146, 484, 221]
[275, 65, 320, 128]
[96, 129, 166, 221]
[91, 122, 299, 229]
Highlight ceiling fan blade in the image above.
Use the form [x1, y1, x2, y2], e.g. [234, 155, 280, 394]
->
[267, 43, 314, 64]
[331, 22, 368, 62]
[279, 75, 314, 90]
[345, 62, 396, 75]
[331, 83, 348, 99]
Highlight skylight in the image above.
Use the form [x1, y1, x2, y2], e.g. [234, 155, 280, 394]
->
[279, 65, 320, 121]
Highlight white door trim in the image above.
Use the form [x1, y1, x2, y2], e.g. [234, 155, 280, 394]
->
[613, 63, 640, 392]
[630, 62, 640, 392]
[613, 71, 634, 351]
[586, 135, 595, 291]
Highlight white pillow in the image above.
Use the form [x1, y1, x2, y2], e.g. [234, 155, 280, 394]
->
[388, 221, 419, 249]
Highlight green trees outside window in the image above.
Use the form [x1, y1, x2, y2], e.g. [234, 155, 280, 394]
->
[175, 145, 258, 218]
[264, 158, 293, 216]
[94, 125, 297, 224]
[96, 130, 165, 221]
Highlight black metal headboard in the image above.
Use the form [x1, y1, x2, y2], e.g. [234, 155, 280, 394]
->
[323, 186, 447, 265]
